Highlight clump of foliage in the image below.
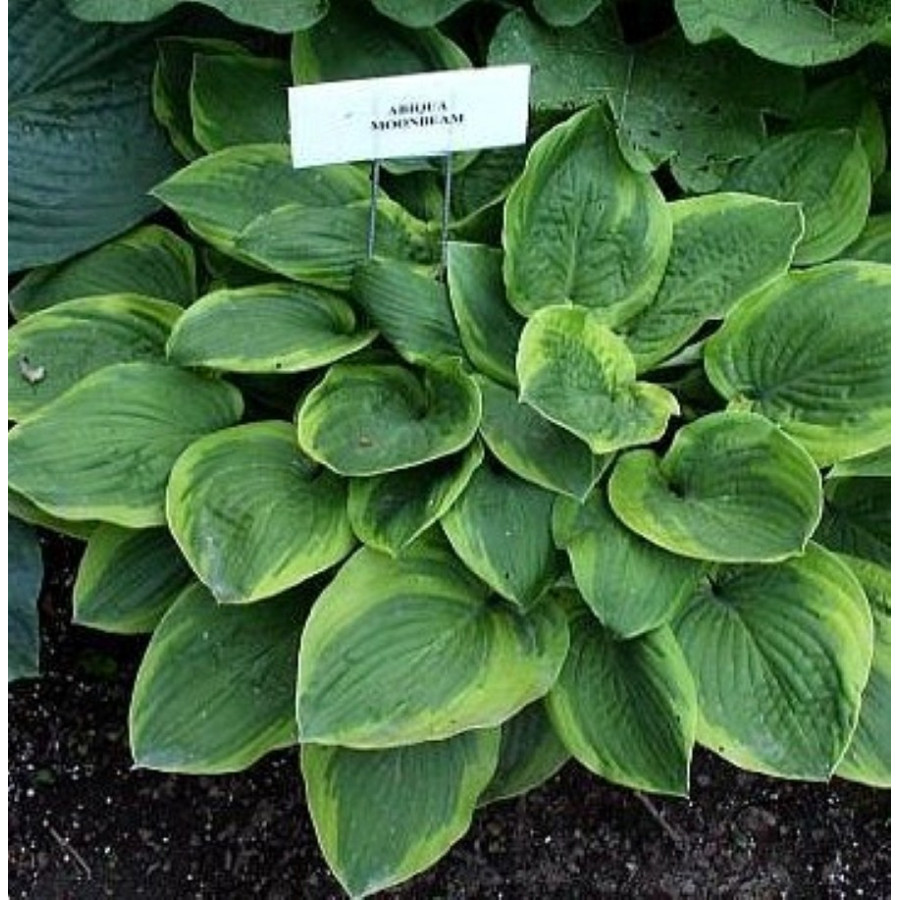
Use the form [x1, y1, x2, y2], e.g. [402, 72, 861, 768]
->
[8, 0, 890, 895]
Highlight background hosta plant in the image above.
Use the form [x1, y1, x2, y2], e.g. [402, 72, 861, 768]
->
[8, 0, 890, 895]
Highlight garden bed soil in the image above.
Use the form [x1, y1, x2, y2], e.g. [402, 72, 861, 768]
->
[8, 535, 891, 898]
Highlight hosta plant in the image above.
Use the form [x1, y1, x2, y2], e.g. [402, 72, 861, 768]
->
[8, 0, 890, 896]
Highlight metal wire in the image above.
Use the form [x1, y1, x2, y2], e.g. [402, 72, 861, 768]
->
[366, 159, 381, 260]
[439, 151, 453, 281]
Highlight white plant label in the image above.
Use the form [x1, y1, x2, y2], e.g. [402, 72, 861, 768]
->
[288, 65, 531, 168]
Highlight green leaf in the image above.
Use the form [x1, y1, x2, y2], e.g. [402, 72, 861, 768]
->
[672, 544, 873, 779]
[130, 582, 309, 774]
[153, 37, 249, 161]
[352, 259, 465, 366]
[547, 599, 697, 796]
[834, 555, 890, 787]
[840, 214, 890, 264]
[9, 516, 43, 681]
[478, 701, 570, 806]
[553, 490, 703, 638]
[675, 0, 890, 66]
[370, 0, 474, 27]
[302, 729, 499, 899]
[815, 477, 890, 567]
[795, 74, 886, 180]
[236, 201, 436, 291]
[191, 54, 292, 153]
[621, 194, 804, 372]
[612, 32, 805, 192]
[487, 10, 803, 191]
[487, 8, 629, 112]
[829, 447, 890, 479]
[348, 442, 483, 557]
[705, 262, 890, 465]
[441, 462, 561, 611]
[723, 130, 871, 265]
[8, 362, 243, 528]
[609, 411, 822, 563]
[166, 283, 377, 373]
[152, 144, 371, 258]
[167, 422, 354, 604]
[67, 0, 329, 32]
[8, 294, 181, 421]
[534, 0, 605, 26]
[10, 0, 179, 271]
[73, 525, 192, 633]
[477, 376, 609, 502]
[517, 306, 679, 454]
[446, 242, 522, 389]
[9, 225, 197, 320]
[503, 105, 671, 321]
[298, 362, 481, 477]
[296, 538, 570, 748]
[292, 2, 469, 84]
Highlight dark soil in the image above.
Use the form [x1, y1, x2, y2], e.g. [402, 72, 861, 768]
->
[8, 535, 891, 899]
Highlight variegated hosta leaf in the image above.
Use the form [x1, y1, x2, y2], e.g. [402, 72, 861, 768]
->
[796, 75, 886, 180]
[297, 362, 481, 476]
[723, 130, 871, 265]
[73, 526, 193, 634]
[503, 105, 671, 321]
[840, 214, 890, 264]
[834, 555, 890, 788]
[477, 376, 609, 501]
[8, 516, 43, 681]
[8, 489, 97, 541]
[609, 411, 822, 563]
[190, 54, 291, 153]
[553, 490, 704, 638]
[153, 37, 249, 161]
[705, 262, 890, 465]
[621, 194, 804, 372]
[672, 544, 873, 779]
[296, 538, 569, 748]
[8, 224, 196, 320]
[446, 242, 522, 388]
[152, 144, 371, 257]
[829, 447, 890, 480]
[8, 294, 181, 421]
[815, 477, 890, 567]
[547, 597, 697, 796]
[236, 200, 436, 291]
[517, 306, 679, 454]
[478, 701, 570, 806]
[166, 283, 376, 373]
[8, 363, 243, 528]
[352, 259, 464, 366]
[167, 422, 354, 604]
[130, 582, 309, 774]
[348, 442, 483, 557]
[441, 461, 561, 611]
[302, 729, 499, 899]
[675, 0, 890, 67]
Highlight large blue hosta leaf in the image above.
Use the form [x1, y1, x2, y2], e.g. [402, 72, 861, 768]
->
[10, 0, 179, 271]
